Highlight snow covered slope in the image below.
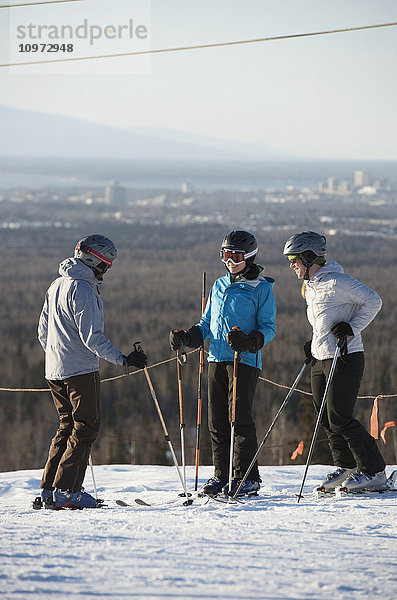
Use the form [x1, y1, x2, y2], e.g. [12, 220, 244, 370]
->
[0, 464, 396, 600]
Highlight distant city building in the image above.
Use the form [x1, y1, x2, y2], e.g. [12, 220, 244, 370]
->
[318, 176, 349, 195]
[327, 176, 337, 193]
[181, 181, 194, 195]
[353, 170, 371, 188]
[357, 185, 377, 196]
[105, 180, 127, 204]
[337, 180, 350, 194]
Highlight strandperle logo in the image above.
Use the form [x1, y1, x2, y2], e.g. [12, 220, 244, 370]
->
[16, 19, 148, 46]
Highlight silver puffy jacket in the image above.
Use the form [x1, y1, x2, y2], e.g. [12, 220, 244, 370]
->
[305, 260, 382, 360]
[38, 258, 124, 380]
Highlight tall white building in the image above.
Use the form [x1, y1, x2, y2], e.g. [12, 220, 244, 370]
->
[353, 171, 371, 188]
[105, 180, 127, 204]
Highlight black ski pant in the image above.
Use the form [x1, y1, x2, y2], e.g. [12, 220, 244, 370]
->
[311, 352, 385, 475]
[41, 371, 101, 492]
[208, 361, 260, 482]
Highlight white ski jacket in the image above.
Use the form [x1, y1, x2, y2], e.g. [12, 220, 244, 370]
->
[305, 260, 382, 360]
[38, 258, 124, 380]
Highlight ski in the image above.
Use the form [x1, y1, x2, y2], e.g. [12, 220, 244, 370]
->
[314, 486, 397, 499]
[314, 470, 397, 499]
[32, 496, 106, 510]
[116, 497, 195, 508]
[116, 498, 151, 507]
[197, 491, 252, 504]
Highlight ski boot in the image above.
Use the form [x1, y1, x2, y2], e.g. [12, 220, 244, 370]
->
[198, 477, 227, 497]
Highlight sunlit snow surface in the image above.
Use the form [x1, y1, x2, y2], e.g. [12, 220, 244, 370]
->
[0, 464, 396, 600]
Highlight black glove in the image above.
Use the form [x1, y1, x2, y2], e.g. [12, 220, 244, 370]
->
[123, 348, 147, 369]
[331, 322, 354, 338]
[169, 326, 203, 351]
[303, 340, 313, 365]
[331, 322, 353, 356]
[247, 330, 264, 353]
[227, 329, 264, 353]
[169, 329, 191, 351]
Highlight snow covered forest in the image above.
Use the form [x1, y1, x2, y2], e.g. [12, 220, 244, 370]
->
[1, 220, 396, 473]
[0, 211, 397, 471]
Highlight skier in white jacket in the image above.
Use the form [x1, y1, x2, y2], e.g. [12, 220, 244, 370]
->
[38, 234, 147, 508]
[283, 231, 386, 493]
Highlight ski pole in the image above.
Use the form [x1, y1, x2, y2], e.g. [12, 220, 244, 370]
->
[176, 345, 187, 490]
[228, 331, 241, 495]
[194, 271, 206, 491]
[296, 344, 340, 503]
[233, 357, 311, 499]
[88, 453, 98, 501]
[141, 353, 193, 505]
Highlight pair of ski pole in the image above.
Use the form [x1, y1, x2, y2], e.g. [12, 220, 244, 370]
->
[120, 275, 205, 504]
[230, 344, 340, 501]
[173, 272, 207, 493]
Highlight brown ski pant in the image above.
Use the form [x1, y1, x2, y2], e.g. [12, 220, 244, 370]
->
[40, 371, 100, 492]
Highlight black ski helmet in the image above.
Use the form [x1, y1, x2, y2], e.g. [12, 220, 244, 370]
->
[220, 230, 258, 266]
[74, 234, 117, 275]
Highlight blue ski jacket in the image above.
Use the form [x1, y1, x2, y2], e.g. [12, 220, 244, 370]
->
[196, 270, 276, 369]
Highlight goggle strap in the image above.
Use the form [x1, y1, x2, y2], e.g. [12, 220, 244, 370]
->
[221, 247, 258, 260]
[76, 242, 113, 266]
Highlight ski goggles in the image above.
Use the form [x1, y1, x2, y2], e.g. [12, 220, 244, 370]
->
[220, 248, 257, 265]
[287, 255, 299, 264]
[76, 242, 113, 268]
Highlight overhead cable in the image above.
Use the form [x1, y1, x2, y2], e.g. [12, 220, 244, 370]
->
[0, 0, 84, 8]
[1, 21, 396, 68]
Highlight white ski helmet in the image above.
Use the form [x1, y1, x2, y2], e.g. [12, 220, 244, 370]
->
[74, 234, 117, 275]
[283, 231, 326, 266]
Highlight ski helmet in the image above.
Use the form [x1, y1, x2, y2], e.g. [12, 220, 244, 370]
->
[220, 230, 258, 266]
[283, 231, 326, 265]
[74, 234, 117, 275]
[283, 231, 326, 279]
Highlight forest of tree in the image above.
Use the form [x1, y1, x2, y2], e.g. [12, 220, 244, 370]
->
[1, 221, 396, 475]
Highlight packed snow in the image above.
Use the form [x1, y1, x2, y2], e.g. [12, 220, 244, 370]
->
[0, 464, 396, 600]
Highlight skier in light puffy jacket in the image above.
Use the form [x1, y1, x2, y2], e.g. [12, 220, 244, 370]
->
[169, 231, 277, 498]
[284, 231, 386, 493]
[38, 234, 147, 509]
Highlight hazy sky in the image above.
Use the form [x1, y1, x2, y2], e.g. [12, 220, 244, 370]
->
[0, 0, 396, 159]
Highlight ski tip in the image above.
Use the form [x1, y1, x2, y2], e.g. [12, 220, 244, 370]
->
[313, 486, 327, 499]
[134, 498, 151, 506]
[116, 499, 130, 507]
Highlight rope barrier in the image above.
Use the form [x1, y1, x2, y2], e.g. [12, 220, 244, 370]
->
[1, 349, 394, 457]
[0, 348, 396, 399]
[0, 350, 199, 392]
[257, 376, 397, 399]
[1, 21, 396, 68]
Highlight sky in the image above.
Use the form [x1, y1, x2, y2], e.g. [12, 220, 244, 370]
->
[0, 0, 396, 159]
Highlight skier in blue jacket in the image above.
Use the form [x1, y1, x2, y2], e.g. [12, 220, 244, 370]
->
[170, 230, 277, 496]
